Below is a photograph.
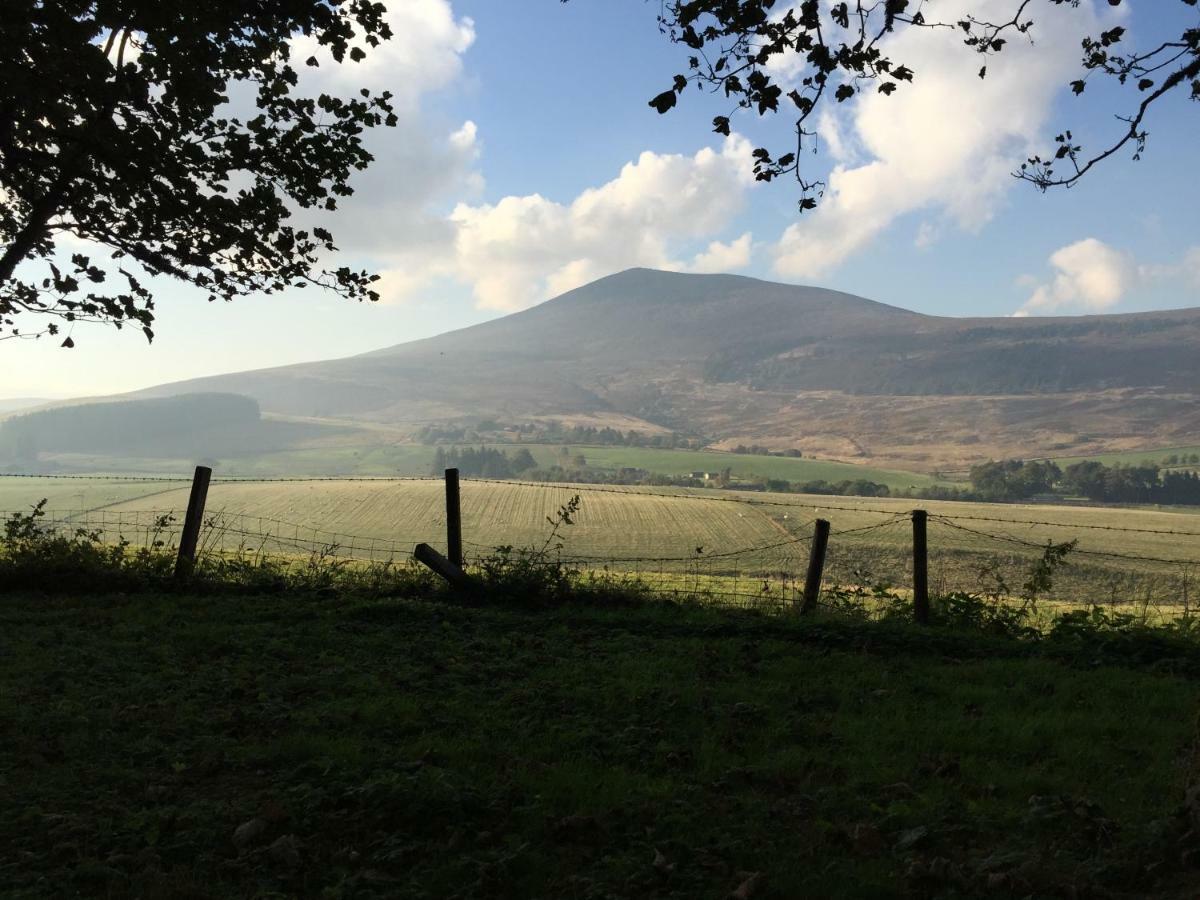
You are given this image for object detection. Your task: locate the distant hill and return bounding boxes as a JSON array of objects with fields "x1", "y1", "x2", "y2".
[
  {"x1": 129, "y1": 269, "x2": 1200, "y2": 469},
  {"x1": 0, "y1": 398, "x2": 54, "y2": 416},
  {"x1": 0, "y1": 393, "x2": 347, "y2": 467}
]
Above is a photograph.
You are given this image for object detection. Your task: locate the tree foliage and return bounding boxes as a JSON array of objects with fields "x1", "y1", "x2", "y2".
[
  {"x1": 639, "y1": 0, "x2": 1199, "y2": 207},
  {"x1": 1, "y1": 1, "x2": 398, "y2": 343},
  {"x1": 431, "y1": 446, "x2": 540, "y2": 479},
  {"x1": 969, "y1": 456, "x2": 1200, "y2": 505}
]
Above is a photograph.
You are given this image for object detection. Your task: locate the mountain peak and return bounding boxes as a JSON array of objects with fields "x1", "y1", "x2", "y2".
[{"x1": 131, "y1": 269, "x2": 1200, "y2": 466}]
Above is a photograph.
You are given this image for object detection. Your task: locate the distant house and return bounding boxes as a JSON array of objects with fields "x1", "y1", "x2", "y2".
[{"x1": 690, "y1": 471, "x2": 710, "y2": 480}]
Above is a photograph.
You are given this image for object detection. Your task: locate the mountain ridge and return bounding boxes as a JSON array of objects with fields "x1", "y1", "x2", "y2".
[{"x1": 129, "y1": 268, "x2": 1200, "y2": 468}]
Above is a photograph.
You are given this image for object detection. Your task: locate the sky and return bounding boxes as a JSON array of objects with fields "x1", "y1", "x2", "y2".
[{"x1": 3, "y1": 0, "x2": 1199, "y2": 400}]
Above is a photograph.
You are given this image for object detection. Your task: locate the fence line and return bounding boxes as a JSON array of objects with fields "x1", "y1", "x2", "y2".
[
  {"x1": 8, "y1": 470, "x2": 1200, "y2": 536},
  {"x1": 4, "y1": 469, "x2": 1200, "y2": 613},
  {"x1": 932, "y1": 516, "x2": 1199, "y2": 567}
]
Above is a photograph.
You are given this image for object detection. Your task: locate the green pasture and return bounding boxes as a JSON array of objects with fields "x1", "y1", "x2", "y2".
[
  {"x1": 513, "y1": 443, "x2": 946, "y2": 489},
  {"x1": 2, "y1": 591, "x2": 1199, "y2": 898}
]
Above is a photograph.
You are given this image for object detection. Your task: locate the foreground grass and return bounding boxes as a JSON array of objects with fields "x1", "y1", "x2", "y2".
[{"x1": 3, "y1": 591, "x2": 1200, "y2": 899}]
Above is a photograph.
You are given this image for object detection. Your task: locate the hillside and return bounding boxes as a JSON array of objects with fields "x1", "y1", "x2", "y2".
[
  {"x1": 134, "y1": 269, "x2": 1200, "y2": 468},
  {"x1": 0, "y1": 393, "x2": 351, "y2": 468}
]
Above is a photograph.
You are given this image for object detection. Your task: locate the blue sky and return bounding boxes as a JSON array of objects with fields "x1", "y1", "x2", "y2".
[{"x1": 3, "y1": 0, "x2": 1198, "y2": 399}]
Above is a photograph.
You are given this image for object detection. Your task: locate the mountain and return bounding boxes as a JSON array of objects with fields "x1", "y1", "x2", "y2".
[
  {"x1": 135, "y1": 268, "x2": 1200, "y2": 469},
  {"x1": 0, "y1": 398, "x2": 55, "y2": 416}
]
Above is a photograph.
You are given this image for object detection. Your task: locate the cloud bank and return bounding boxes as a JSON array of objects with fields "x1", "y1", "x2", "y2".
[
  {"x1": 1015, "y1": 239, "x2": 1136, "y2": 316},
  {"x1": 772, "y1": 0, "x2": 1111, "y2": 280},
  {"x1": 446, "y1": 137, "x2": 756, "y2": 310},
  {"x1": 1015, "y1": 239, "x2": 1200, "y2": 316}
]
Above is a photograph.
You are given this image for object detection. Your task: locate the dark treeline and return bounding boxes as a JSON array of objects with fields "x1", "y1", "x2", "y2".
[
  {"x1": 1162, "y1": 452, "x2": 1200, "y2": 466},
  {"x1": 968, "y1": 458, "x2": 1200, "y2": 505},
  {"x1": 417, "y1": 421, "x2": 704, "y2": 450},
  {"x1": 431, "y1": 446, "x2": 538, "y2": 479},
  {"x1": 732, "y1": 444, "x2": 803, "y2": 458}
]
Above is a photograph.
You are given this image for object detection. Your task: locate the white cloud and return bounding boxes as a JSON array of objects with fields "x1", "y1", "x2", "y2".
[
  {"x1": 291, "y1": 0, "x2": 475, "y2": 112},
  {"x1": 283, "y1": 1, "x2": 482, "y2": 284},
  {"x1": 689, "y1": 233, "x2": 753, "y2": 272},
  {"x1": 773, "y1": 0, "x2": 1113, "y2": 279},
  {"x1": 914, "y1": 221, "x2": 941, "y2": 250},
  {"x1": 1182, "y1": 247, "x2": 1200, "y2": 288},
  {"x1": 1014, "y1": 238, "x2": 1137, "y2": 316},
  {"x1": 446, "y1": 136, "x2": 757, "y2": 310}
]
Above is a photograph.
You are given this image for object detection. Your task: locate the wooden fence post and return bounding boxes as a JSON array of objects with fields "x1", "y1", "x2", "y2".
[
  {"x1": 912, "y1": 509, "x2": 930, "y2": 624},
  {"x1": 444, "y1": 467, "x2": 462, "y2": 568},
  {"x1": 414, "y1": 543, "x2": 472, "y2": 590},
  {"x1": 800, "y1": 518, "x2": 830, "y2": 614},
  {"x1": 174, "y1": 465, "x2": 212, "y2": 578}
]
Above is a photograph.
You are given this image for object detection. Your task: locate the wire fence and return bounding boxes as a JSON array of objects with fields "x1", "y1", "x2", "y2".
[{"x1": 3, "y1": 471, "x2": 1199, "y2": 614}]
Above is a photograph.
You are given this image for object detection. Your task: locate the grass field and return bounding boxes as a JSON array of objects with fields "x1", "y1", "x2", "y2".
[
  {"x1": 1050, "y1": 445, "x2": 1200, "y2": 469},
  {"x1": 3, "y1": 590, "x2": 1199, "y2": 898},
  {"x1": 4, "y1": 475, "x2": 1200, "y2": 608},
  {"x1": 512, "y1": 444, "x2": 948, "y2": 490},
  {"x1": 8, "y1": 440, "x2": 950, "y2": 488}
]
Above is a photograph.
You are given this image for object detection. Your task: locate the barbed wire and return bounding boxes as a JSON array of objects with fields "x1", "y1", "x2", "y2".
[
  {"x1": 832, "y1": 513, "x2": 911, "y2": 536},
  {"x1": 6, "y1": 471, "x2": 1200, "y2": 538},
  {"x1": 0, "y1": 472, "x2": 441, "y2": 485},
  {"x1": 5, "y1": 475, "x2": 1200, "y2": 599},
  {"x1": 0, "y1": 508, "x2": 421, "y2": 558},
  {"x1": 932, "y1": 516, "x2": 1199, "y2": 567},
  {"x1": 930, "y1": 510, "x2": 1200, "y2": 539},
  {"x1": 0, "y1": 472, "x2": 193, "y2": 482},
  {"x1": 555, "y1": 520, "x2": 818, "y2": 564}
]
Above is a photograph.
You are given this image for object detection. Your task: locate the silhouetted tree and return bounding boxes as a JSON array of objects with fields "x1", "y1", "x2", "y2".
[
  {"x1": 633, "y1": 0, "x2": 1198, "y2": 208},
  {"x1": 2, "y1": 2, "x2": 397, "y2": 342}
]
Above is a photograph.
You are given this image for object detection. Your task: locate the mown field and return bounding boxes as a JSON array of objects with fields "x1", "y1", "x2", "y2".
[
  {"x1": 3, "y1": 590, "x2": 1200, "y2": 899},
  {"x1": 4, "y1": 475, "x2": 1200, "y2": 608},
  {"x1": 7, "y1": 439, "x2": 950, "y2": 488}
]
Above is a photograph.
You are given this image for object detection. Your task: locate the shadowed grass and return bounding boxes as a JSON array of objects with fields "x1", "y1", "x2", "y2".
[{"x1": 2, "y1": 589, "x2": 1200, "y2": 899}]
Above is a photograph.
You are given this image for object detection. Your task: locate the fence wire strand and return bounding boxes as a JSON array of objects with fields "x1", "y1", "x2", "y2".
[{"x1": 4, "y1": 471, "x2": 1200, "y2": 612}]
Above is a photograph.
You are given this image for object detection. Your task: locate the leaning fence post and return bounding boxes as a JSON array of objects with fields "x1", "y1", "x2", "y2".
[
  {"x1": 444, "y1": 467, "x2": 462, "y2": 568},
  {"x1": 174, "y1": 465, "x2": 212, "y2": 578},
  {"x1": 800, "y1": 518, "x2": 831, "y2": 614},
  {"x1": 912, "y1": 509, "x2": 930, "y2": 624},
  {"x1": 414, "y1": 543, "x2": 472, "y2": 590}
]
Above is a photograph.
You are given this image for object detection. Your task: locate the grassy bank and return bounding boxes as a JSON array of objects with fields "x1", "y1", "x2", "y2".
[{"x1": 3, "y1": 586, "x2": 1200, "y2": 898}]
